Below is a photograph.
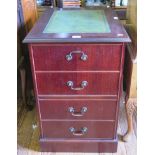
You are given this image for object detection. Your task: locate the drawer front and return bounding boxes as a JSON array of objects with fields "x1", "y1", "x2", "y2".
[
  {"x1": 31, "y1": 44, "x2": 122, "y2": 71},
  {"x1": 41, "y1": 121, "x2": 115, "y2": 139},
  {"x1": 39, "y1": 100, "x2": 117, "y2": 120},
  {"x1": 36, "y1": 72, "x2": 119, "y2": 95}
]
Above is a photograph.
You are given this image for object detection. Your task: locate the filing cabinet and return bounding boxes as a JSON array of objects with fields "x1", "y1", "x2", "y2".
[{"x1": 24, "y1": 8, "x2": 130, "y2": 152}]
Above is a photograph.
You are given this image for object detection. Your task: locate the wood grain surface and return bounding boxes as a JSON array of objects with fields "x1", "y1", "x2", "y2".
[
  {"x1": 41, "y1": 121, "x2": 115, "y2": 139},
  {"x1": 35, "y1": 72, "x2": 120, "y2": 96},
  {"x1": 39, "y1": 100, "x2": 117, "y2": 120},
  {"x1": 31, "y1": 44, "x2": 122, "y2": 71}
]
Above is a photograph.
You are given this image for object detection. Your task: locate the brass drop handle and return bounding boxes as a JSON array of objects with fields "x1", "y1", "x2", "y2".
[
  {"x1": 69, "y1": 127, "x2": 88, "y2": 136},
  {"x1": 68, "y1": 107, "x2": 87, "y2": 117},
  {"x1": 67, "y1": 81, "x2": 88, "y2": 90},
  {"x1": 66, "y1": 51, "x2": 88, "y2": 61}
]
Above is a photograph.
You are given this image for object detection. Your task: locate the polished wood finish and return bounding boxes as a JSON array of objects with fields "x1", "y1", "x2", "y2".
[
  {"x1": 24, "y1": 8, "x2": 130, "y2": 152},
  {"x1": 39, "y1": 100, "x2": 117, "y2": 120},
  {"x1": 40, "y1": 138, "x2": 118, "y2": 152},
  {"x1": 36, "y1": 72, "x2": 119, "y2": 95},
  {"x1": 23, "y1": 8, "x2": 130, "y2": 43},
  {"x1": 31, "y1": 44, "x2": 122, "y2": 71},
  {"x1": 38, "y1": 95, "x2": 118, "y2": 100},
  {"x1": 41, "y1": 121, "x2": 115, "y2": 138},
  {"x1": 27, "y1": 41, "x2": 125, "y2": 152}
]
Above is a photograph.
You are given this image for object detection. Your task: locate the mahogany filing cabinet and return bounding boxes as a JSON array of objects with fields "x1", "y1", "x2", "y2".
[{"x1": 24, "y1": 8, "x2": 130, "y2": 153}]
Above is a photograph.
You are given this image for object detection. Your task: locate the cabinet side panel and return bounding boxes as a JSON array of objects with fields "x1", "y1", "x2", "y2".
[
  {"x1": 28, "y1": 44, "x2": 43, "y2": 136},
  {"x1": 114, "y1": 43, "x2": 126, "y2": 138}
]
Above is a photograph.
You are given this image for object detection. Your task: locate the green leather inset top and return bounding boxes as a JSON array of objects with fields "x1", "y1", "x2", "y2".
[{"x1": 43, "y1": 10, "x2": 111, "y2": 33}]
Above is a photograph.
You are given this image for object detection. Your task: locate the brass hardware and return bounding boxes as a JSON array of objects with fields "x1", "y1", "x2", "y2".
[
  {"x1": 67, "y1": 81, "x2": 74, "y2": 87},
  {"x1": 68, "y1": 107, "x2": 87, "y2": 116},
  {"x1": 67, "y1": 81, "x2": 88, "y2": 90},
  {"x1": 69, "y1": 127, "x2": 88, "y2": 136},
  {"x1": 66, "y1": 51, "x2": 88, "y2": 61}
]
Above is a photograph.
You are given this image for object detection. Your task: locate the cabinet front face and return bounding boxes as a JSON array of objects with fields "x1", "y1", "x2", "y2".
[
  {"x1": 31, "y1": 44, "x2": 122, "y2": 71},
  {"x1": 28, "y1": 42, "x2": 124, "y2": 153}
]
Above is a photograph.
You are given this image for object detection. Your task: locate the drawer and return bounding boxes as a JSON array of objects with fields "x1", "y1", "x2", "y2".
[
  {"x1": 36, "y1": 72, "x2": 119, "y2": 95},
  {"x1": 41, "y1": 121, "x2": 115, "y2": 139},
  {"x1": 31, "y1": 44, "x2": 122, "y2": 71},
  {"x1": 39, "y1": 100, "x2": 117, "y2": 120}
]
